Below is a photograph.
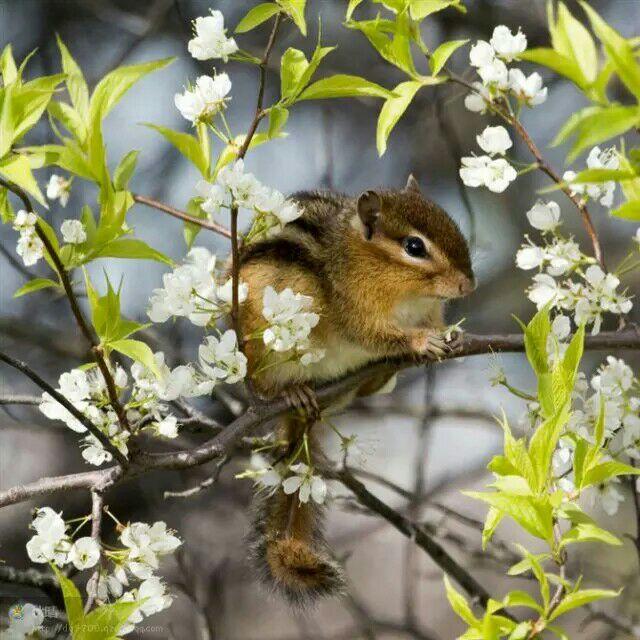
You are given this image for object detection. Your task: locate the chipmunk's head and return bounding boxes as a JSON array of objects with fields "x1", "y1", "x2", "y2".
[{"x1": 355, "y1": 175, "x2": 475, "y2": 299}]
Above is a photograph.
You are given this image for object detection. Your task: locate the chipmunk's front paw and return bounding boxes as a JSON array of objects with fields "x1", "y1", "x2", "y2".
[
  {"x1": 410, "y1": 330, "x2": 451, "y2": 360},
  {"x1": 282, "y1": 384, "x2": 321, "y2": 423}
]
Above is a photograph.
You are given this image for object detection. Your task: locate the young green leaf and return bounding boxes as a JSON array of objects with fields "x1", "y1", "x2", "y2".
[
  {"x1": 89, "y1": 57, "x2": 174, "y2": 124},
  {"x1": 549, "y1": 588, "x2": 620, "y2": 621},
  {"x1": 109, "y1": 339, "x2": 160, "y2": 378},
  {"x1": 13, "y1": 277, "x2": 61, "y2": 298},
  {"x1": 443, "y1": 575, "x2": 480, "y2": 626},
  {"x1": 56, "y1": 36, "x2": 90, "y2": 120},
  {"x1": 550, "y1": 106, "x2": 603, "y2": 148},
  {"x1": 80, "y1": 599, "x2": 143, "y2": 640},
  {"x1": 236, "y1": 3, "x2": 281, "y2": 33},
  {"x1": 276, "y1": 0, "x2": 307, "y2": 35},
  {"x1": 523, "y1": 305, "x2": 551, "y2": 378},
  {"x1": 409, "y1": 0, "x2": 466, "y2": 20},
  {"x1": 298, "y1": 74, "x2": 392, "y2": 101},
  {"x1": 560, "y1": 523, "x2": 622, "y2": 548},
  {"x1": 0, "y1": 153, "x2": 47, "y2": 207},
  {"x1": 0, "y1": 44, "x2": 18, "y2": 85},
  {"x1": 502, "y1": 591, "x2": 543, "y2": 613},
  {"x1": 611, "y1": 199, "x2": 640, "y2": 220},
  {"x1": 519, "y1": 48, "x2": 584, "y2": 89},
  {"x1": 582, "y1": 460, "x2": 640, "y2": 488},
  {"x1": 556, "y1": 3, "x2": 597, "y2": 84},
  {"x1": 579, "y1": 1, "x2": 640, "y2": 100},
  {"x1": 113, "y1": 150, "x2": 139, "y2": 191},
  {"x1": 377, "y1": 80, "x2": 422, "y2": 156},
  {"x1": 145, "y1": 124, "x2": 209, "y2": 177},
  {"x1": 51, "y1": 564, "x2": 85, "y2": 637},
  {"x1": 482, "y1": 507, "x2": 503, "y2": 550},
  {"x1": 268, "y1": 106, "x2": 289, "y2": 138},
  {"x1": 94, "y1": 238, "x2": 173, "y2": 266},
  {"x1": 429, "y1": 39, "x2": 469, "y2": 75},
  {"x1": 346, "y1": 0, "x2": 365, "y2": 20}
]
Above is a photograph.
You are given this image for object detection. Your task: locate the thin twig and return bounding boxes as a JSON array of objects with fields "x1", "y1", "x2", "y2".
[
  {"x1": 84, "y1": 490, "x2": 104, "y2": 612},
  {"x1": 132, "y1": 193, "x2": 231, "y2": 239}
]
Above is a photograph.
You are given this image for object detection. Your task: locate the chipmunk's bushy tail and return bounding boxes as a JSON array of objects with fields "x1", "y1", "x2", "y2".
[{"x1": 247, "y1": 415, "x2": 345, "y2": 606}]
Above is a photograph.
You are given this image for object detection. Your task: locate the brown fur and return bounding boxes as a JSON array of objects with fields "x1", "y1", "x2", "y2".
[{"x1": 240, "y1": 180, "x2": 475, "y2": 604}]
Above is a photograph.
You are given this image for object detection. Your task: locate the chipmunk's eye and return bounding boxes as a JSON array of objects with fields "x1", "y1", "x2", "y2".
[{"x1": 402, "y1": 236, "x2": 428, "y2": 258}]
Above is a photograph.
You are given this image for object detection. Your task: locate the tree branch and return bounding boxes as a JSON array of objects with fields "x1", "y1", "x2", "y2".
[{"x1": 132, "y1": 193, "x2": 232, "y2": 239}]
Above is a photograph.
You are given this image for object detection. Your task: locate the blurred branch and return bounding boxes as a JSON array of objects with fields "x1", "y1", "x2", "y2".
[
  {"x1": 0, "y1": 394, "x2": 41, "y2": 405},
  {"x1": 84, "y1": 490, "x2": 104, "y2": 612}
]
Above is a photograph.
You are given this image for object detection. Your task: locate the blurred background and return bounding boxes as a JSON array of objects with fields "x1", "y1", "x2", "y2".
[{"x1": 1, "y1": 0, "x2": 640, "y2": 638}]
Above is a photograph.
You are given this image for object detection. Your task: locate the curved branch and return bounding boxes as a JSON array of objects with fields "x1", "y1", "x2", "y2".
[{"x1": 2, "y1": 328, "x2": 639, "y2": 509}]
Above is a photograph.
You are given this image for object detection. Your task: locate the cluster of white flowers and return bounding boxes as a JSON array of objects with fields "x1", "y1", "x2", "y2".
[
  {"x1": 261, "y1": 286, "x2": 325, "y2": 365},
  {"x1": 12, "y1": 209, "x2": 44, "y2": 266},
  {"x1": 196, "y1": 159, "x2": 303, "y2": 239},
  {"x1": 187, "y1": 9, "x2": 238, "y2": 62},
  {"x1": 460, "y1": 125, "x2": 517, "y2": 193},
  {"x1": 39, "y1": 365, "x2": 130, "y2": 465},
  {"x1": 148, "y1": 246, "x2": 245, "y2": 327},
  {"x1": 516, "y1": 200, "x2": 631, "y2": 334},
  {"x1": 552, "y1": 357, "x2": 640, "y2": 515},
  {"x1": 466, "y1": 25, "x2": 547, "y2": 113},
  {"x1": 563, "y1": 146, "x2": 619, "y2": 208},
  {"x1": 4, "y1": 603, "x2": 44, "y2": 640},
  {"x1": 175, "y1": 73, "x2": 232, "y2": 124},
  {"x1": 199, "y1": 329, "x2": 248, "y2": 384},
  {"x1": 244, "y1": 454, "x2": 328, "y2": 504},
  {"x1": 26, "y1": 507, "x2": 100, "y2": 569},
  {"x1": 46, "y1": 174, "x2": 71, "y2": 207}
]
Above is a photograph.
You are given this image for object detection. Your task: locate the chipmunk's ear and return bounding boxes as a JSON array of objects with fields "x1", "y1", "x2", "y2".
[
  {"x1": 357, "y1": 190, "x2": 381, "y2": 240},
  {"x1": 404, "y1": 174, "x2": 421, "y2": 194}
]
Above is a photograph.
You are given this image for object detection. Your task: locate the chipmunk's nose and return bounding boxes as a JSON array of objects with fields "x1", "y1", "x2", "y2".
[{"x1": 458, "y1": 277, "x2": 476, "y2": 296}]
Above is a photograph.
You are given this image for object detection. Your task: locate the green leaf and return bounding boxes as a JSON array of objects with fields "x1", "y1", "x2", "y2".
[
  {"x1": 48, "y1": 100, "x2": 86, "y2": 143},
  {"x1": 482, "y1": 507, "x2": 503, "y2": 550},
  {"x1": 502, "y1": 591, "x2": 543, "y2": 614},
  {"x1": 465, "y1": 491, "x2": 554, "y2": 543},
  {"x1": 556, "y1": 3, "x2": 598, "y2": 84},
  {"x1": 213, "y1": 132, "x2": 278, "y2": 175},
  {"x1": 549, "y1": 588, "x2": 620, "y2": 621},
  {"x1": 560, "y1": 523, "x2": 622, "y2": 547},
  {"x1": 89, "y1": 57, "x2": 174, "y2": 124},
  {"x1": 145, "y1": 124, "x2": 208, "y2": 177},
  {"x1": 519, "y1": 48, "x2": 584, "y2": 88},
  {"x1": 0, "y1": 186, "x2": 14, "y2": 223},
  {"x1": 268, "y1": 106, "x2": 289, "y2": 138},
  {"x1": 80, "y1": 600, "x2": 142, "y2": 640},
  {"x1": 94, "y1": 238, "x2": 173, "y2": 265},
  {"x1": 513, "y1": 545, "x2": 550, "y2": 609},
  {"x1": 236, "y1": 2, "x2": 281, "y2": 33},
  {"x1": 443, "y1": 575, "x2": 479, "y2": 626},
  {"x1": 109, "y1": 339, "x2": 160, "y2": 378},
  {"x1": 567, "y1": 105, "x2": 640, "y2": 162},
  {"x1": 14, "y1": 277, "x2": 60, "y2": 298},
  {"x1": 56, "y1": 36, "x2": 89, "y2": 120},
  {"x1": 409, "y1": 0, "x2": 466, "y2": 20},
  {"x1": 280, "y1": 48, "x2": 310, "y2": 100},
  {"x1": 183, "y1": 197, "x2": 206, "y2": 248},
  {"x1": 528, "y1": 405, "x2": 570, "y2": 493},
  {"x1": 551, "y1": 106, "x2": 603, "y2": 148},
  {"x1": 612, "y1": 199, "x2": 640, "y2": 220},
  {"x1": 508, "y1": 622, "x2": 533, "y2": 640},
  {"x1": 580, "y1": 2, "x2": 640, "y2": 100},
  {"x1": 377, "y1": 80, "x2": 422, "y2": 156},
  {"x1": 523, "y1": 305, "x2": 551, "y2": 377},
  {"x1": 571, "y1": 168, "x2": 636, "y2": 184},
  {"x1": 277, "y1": 0, "x2": 307, "y2": 35},
  {"x1": 113, "y1": 150, "x2": 139, "y2": 191},
  {"x1": 346, "y1": 0, "x2": 365, "y2": 20},
  {"x1": 51, "y1": 564, "x2": 85, "y2": 637},
  {"x1": 582, "y1": 460, "x2": 640, "y2": 487},
  {"x1": 0, "y1": 154, "x2": 47, "y2": 206},
  {"x1": 298, "y1": 74, "x2": 392, "y2": 101},
  {"x1": 430, "y1": 39, "x2": 469, "y2": 75},
  {"x1": 0, "y1": 44, "x2": 18, "y2": 85}
]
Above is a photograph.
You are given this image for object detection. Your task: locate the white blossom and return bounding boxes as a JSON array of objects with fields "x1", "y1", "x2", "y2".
[
  {"x1": 175, "y1": 74, "x2": 232, "y2": 124},
  {"x1": 61, "y1": 219, "x2": 87, "y2": 244},
  {"x1": 464, "y1": 82, "x2": 491, "y2": 113},
  {"x1": 12, "y1": 209, "x2": 37, "y2": 232},
  {"x1": 155, "y1": 415, "x2": 180, "y2": 439},
  {"x1": 508, "y1": 68, "x2": 547, "y2": 106},
  {"x1": 199, "y1": 330, "x2": 248, "y2": 384},
  {"x1": 477, "y1": 58, "x2": 509, "y2": 89},
  {"x1": 526, "y1": 200, "x2": 561, "y2": 231},
  {"x1": 460, "y1": 155, "x2": 517, "y2": 193},
  {"x1": 563, "y1": 146, "x2": 619, "y2": 208},
  {"x1": 187, "y1": 10, "x2": 238, "y2": 61},
  {"x1": 552, "y1": 314, "x2": 571, "y2": 340},
  {"x1": 262, "y1": 286, "x2": 320, "y2": 353},
  {"x1": 218, "y1": 160, "x2": 264, "y2": 209},
  {"x1": 26, "y1": 507, "x2": 70, "y2": 566},
  {"x1": 469, "y1": 40, "x2": 494, "y2": 68},
  {"x1": 282, "y1": 463, "x2": 327, "y2": 504},
  {"x1": 490, "y1": 25, "x2": 527, "y2": 61},
  {"x1": 528, "y1": 273, "x2": 561, "y2": 308},
  {"x1": 196, "y1": 180, "x2": 226, "y2": 216},
  {"x1": 516, "y1": 245, "x2": 544, "y2": 270},
  {"x1": 6, "y1": 603, "x2": 44, "y2": 636},
  {"x1": 68, "y1": 537, "x2": 101, "y2": 570},
  {"x1": 16, "y1": 231, "x2": 44, "y2": 266},
  {"x1": 590, "y1": 481, "x2": 625, "y2": 516},
  {"x1": 46, "y1": 174, "x2": 71, "y2": 206},
  {"x1": 476, "y1": 125, "x2": 512, "y2": 156}
]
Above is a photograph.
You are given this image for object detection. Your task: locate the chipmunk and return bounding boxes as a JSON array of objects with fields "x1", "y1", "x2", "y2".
[{"x1": 238, "y1": 175, "x2": 475, "y2": 605}]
